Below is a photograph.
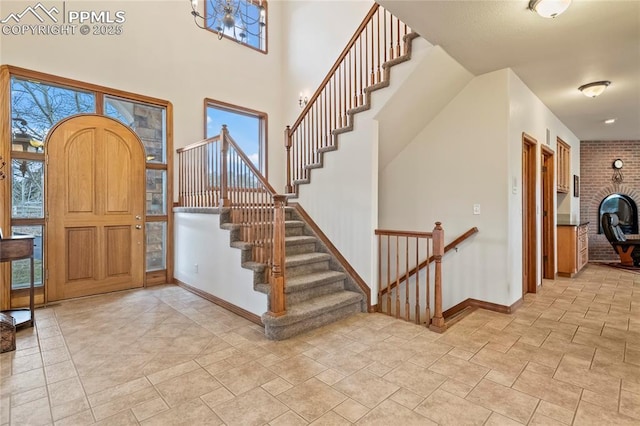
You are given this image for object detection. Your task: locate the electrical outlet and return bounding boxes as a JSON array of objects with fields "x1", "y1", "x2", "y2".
[
  {"x1": 194, "y1": 264, "x2": 199, "y2": 273},
  {"x1": 473, "y1": 204, "x2": 481, "y2": 215}
]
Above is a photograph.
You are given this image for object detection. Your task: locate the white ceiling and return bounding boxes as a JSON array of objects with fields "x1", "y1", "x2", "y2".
[{"x1": 378, "y1": 0, "x2": 640, "y2": 141}]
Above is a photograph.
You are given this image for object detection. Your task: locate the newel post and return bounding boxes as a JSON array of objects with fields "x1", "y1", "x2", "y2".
[
  {"x1": 268, "y1": 194, "x2": 287, "y2": 317},
  {"x1": 429, "y1": 222, "x2": 447, "y2": 333},
  {"x1": 284, "y1": 126, "x2": 293, "y2": 194},
  {"x1": 219, "y1": 125, "x2": 230, "y2": 208}
]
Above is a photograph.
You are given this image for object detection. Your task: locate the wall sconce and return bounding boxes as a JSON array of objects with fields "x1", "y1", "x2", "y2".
[
  {"x1": 578, "y1": 81, "x2": 611, "y2": 98},
  {"x1": 528, "y1": 0, "x2": 571, "y2": 18},
  {"x1": 298, "y1": 93, "x2": 309, "y2": 108}
]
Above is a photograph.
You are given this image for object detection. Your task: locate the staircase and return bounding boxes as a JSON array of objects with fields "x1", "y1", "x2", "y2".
[
  {"x1": 176, "y1": 4, "x2": 423, "y2": 339},
  {"x1": 221, "y1": 206, "x2": 365, "y2": 340}
]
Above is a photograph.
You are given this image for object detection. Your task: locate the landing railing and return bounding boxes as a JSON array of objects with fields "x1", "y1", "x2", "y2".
[
  {"x1": 284, "y1": 3, "x2": 413, "y2": 193},
  {"x1": 375, "y1": 223, "x2": 446, "y2": 332},
  {"x1": 176, "y1": 125, "x2": 287, "y2": 316}
]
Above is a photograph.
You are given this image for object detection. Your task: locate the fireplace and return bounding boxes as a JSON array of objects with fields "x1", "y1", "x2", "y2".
[{"x1": 599, "y1": 193, "x2": 638, "y2": 234}]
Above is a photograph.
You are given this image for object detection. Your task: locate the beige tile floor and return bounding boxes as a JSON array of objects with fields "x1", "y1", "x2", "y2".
[{"x1": 1, "y1": 263, "x2": 639, "y2": 425}]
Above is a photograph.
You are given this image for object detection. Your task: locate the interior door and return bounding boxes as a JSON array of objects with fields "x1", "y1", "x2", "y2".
[
  {"x1": 541, "y1": 146, "x2": 555, "y2": 279},
  {"x1": 46, "y1": 115, "x2": 145, "y2": 301},
  {"x1": 522, "y1": 134, "x2": 537, "y2": 295}
]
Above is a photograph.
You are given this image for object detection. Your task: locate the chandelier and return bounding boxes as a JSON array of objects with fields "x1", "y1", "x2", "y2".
[{"x1": 190, "y1": 0, "x2": 266, "y2": 42}]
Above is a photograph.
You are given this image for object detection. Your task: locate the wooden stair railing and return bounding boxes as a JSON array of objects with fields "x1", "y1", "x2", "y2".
[
  {"x1": 176, "y1": 125, "x2": 287, "y2": 316},
  {"x1": 379, "y1": 227, "x2": 479, "y2": 297},
  {"x1": 375, "y1": 223, "x2": 446, "y2": 332},
  {"x1": 284, "y1": 3, "x2": 414, "y2": 194}
]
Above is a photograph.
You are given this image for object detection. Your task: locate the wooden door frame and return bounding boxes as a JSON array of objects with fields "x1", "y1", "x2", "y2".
[
  {"x1": 45, "y1": 114, "x2": 147, "y2": 301},
  {"x1": 1, "y1": 66, "x2": 174, "y2": 310},
  {"x1": 541, "y1": 145, "x2": 555, "y2": 280},
  {"x1": 522, "y1": 133, "x2": 537, "y2": 295}
]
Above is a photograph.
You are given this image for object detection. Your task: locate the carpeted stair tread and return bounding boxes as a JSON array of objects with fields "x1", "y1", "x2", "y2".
[
  {"x1": 265, "y1": 291, "x2": 363, "y2": 326},
  {"x1": 285, "y1": 235, "x2": 317, "y2": 246},
  {"x1": 285, "y1": 270, "x2": 346, "y2": 294},
  {"x1": 285, "y1": 252, "x2": 331, "y2": 267}
]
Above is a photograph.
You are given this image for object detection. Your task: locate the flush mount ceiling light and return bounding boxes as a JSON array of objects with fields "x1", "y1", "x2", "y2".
[
  {"x1": 604, "y1": 118, "x2": 616, "y2": 124},
  {"x1": 528, "y1": 0, "x2": 572, "y2": 18},
  {"x1": 578, "y1": 81, "x2": 611, "y2": 98}
]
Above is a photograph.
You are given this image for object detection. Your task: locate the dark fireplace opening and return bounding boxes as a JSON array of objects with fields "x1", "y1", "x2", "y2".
[{"x1": 599, "y1": 194, "x2": 638, "y2": 234}]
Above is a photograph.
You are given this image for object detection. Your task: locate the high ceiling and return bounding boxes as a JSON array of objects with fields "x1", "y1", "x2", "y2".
[{"x1": 378, "y1": 0, "x2": 640, "y2": 141}]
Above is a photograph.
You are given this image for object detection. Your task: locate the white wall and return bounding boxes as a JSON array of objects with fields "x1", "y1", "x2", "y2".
[
  {"x1": 280, "y1": 0, "x2": 374, "y2": 126},
  {"x1": 380, "y1": 69, "x2": 511, "y2": 307},
  {"x1": 380, "y1": 67, "x2": 581, "y2": 310},
  {"x1": 174, "y1": 212, "x2": 267, "y2": 315},
  {"x1": 295, "y1": 37, "x2": 432, "y2": 303},
  {"x1": 0, "y1": 0, "x2": 286, "y2": 192},
  {"x1": 507, "y1": 69, "x2": 580, "y2": 297}
]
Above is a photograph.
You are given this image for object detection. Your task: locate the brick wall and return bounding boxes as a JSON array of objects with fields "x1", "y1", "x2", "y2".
[{"x1": 580, "y1": 140, "x2": 640, "y2": 262}]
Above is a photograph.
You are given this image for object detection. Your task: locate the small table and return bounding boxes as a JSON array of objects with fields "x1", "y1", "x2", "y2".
[{"x1": 0, "y1": 235, "x2": 35, "y2": 328}]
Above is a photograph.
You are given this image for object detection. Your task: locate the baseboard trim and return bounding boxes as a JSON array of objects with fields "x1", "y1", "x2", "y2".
[
  {"x1": 175, "y1": 279, "x2": 263, "y2": 326},
  {"x1": 443, "y1": 297, "x2": 523, "y2": 319}
]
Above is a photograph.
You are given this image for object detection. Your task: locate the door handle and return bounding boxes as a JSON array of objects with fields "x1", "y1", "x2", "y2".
[
  {"x1": 135, "y1": 215, "x2": 142, "y2": 220},
  {"x1": 135, "y1": 225, "x2": 142, "y2": 230}
]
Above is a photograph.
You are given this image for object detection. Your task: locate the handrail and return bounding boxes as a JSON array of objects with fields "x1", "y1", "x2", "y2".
[
  {"x1": 376, "y1": 222, "x2": 445, "y2": 331},
  {"x1": 375, "y1": 229, "x2": 433, "y2": 238},
  {"x1": 290, "y1": 3, "x2": 380, "y2": 133},
  {"x1": 225, "y1": 132, "x2": 278, "y2": 196},
  {"x1": 284, "y1": 4, "x2": 412, "y2": 194},
  {"x1": 379, "y1": 227, "x2": 479, "y2": 296},
  {"x1": 176, "y1": 135, "x2": 220, "y2": 153}
]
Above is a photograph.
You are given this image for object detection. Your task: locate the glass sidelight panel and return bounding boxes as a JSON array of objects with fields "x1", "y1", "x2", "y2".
[
  {"x1": 146, "y1": 170, "x2": 167, "y2": 216},
  {"x1": 105, "y1": 96, "x2": 167, "y2": 164},
  {"x1": 146, "y1": 222, "x2": 166, "y2": 271},
  {"x1": 11, "y1": 226, "x2": 44, "y2": 289},
  {"x1": 11, "y1": 159, "x2": 44, "y2": 219}
]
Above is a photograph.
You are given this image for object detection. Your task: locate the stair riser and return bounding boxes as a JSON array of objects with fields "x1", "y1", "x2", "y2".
[
  {"x1": 286, "y1": 260, "x2": 330, "y2": 277},
  {"x1": 286, "y1": 225, "x2": 304, "y2": 237},
  {"x1": 264, "y1": 300, "x2": 362, "y2": 340},
  {"x1": 287, "y1": 281, "x2": 345, "y2": 304},
  {"x1": 285, "y1": 242, "x2": 316, "y2": 256}
]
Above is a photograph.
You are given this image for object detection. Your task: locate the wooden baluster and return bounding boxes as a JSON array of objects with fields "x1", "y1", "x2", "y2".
[
  {"x1": 405, "y1": 236, "x2": 410, "y2": 322},
  {"x1": 415, "y1": 237, "x2": 420, "y2": 324},
  {"x1": 395, "y1": 17, "x2": 401, "y2": 58},
  {"x1": 359, "y1": 33, "x2": 364, "y2": 105},
  {"x1": 369, "y1": 20, "x2": 375, "y2": 85},
  {"x1": 376, "y1": 10, "x2": 381, "y2": 83},
  {"x1": 395, "y1": 236, "x2": 400, "y2": 318},
  {"x1": 377, "y1": 234, "x2": 382, "y2": 312},
  {"x1": 269, "y1": 195, "x2": 287, "y2": 317},
  {"x1": 214, "y1": 140, "x2": 220, "y2": 206},
  {"x1": 220, "y1": 126, "x2": 230, "y2": 207},
  {"x1": 386, "y1": 235, "x2": 391, "y2": 316},
  {"x1": 429, "y1": 222, "x2": 446, "y2": 332},
  {"x1": 285, "y1": 126, "x2": 292, "y2": 193},
  {"x1": 425, "y1": 236, "x2": 431, "y2": 325},
  {"x1": 389, "y1": 10, "x2": 394, "y2": 60}
]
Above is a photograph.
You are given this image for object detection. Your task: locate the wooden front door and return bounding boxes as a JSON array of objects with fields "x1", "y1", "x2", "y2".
[
  {"x1": 541, "y1": 146, "x2": 555, "y2": 280},
  {"x1": 46, "y1": 115, "x2": 145, "y2": 301}
]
